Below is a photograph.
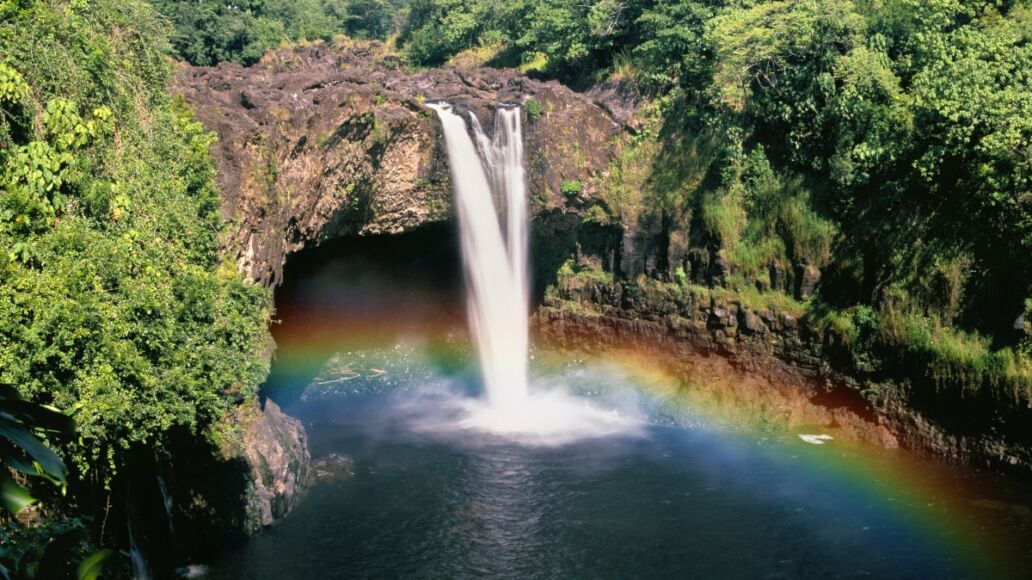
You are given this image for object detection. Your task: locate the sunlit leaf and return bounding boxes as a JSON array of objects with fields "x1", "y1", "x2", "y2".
[{"x1": 0, "y1": 474, "x2": 36, "y2": 514}]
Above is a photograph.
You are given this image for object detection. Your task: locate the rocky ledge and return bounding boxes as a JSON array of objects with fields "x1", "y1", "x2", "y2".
[
  {"x1": 174, "y1": 39, "x2": 619, "y2": 286},
  {"x1": 238, "y1": 399, "x2": 310, "y2": 532},
  {"x1": 538, "y1": 273, "x2": 1032, "y2": 473}
]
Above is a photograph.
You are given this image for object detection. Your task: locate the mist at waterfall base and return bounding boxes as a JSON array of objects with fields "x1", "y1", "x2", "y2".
[{"x1": 211, "y1": 105, "x2": 1032, "y2": 578}]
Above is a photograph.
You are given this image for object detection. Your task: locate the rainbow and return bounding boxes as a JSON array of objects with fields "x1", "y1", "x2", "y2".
[{"x1": 264, "y1": 297, "x2": 1031, "y2": 578}]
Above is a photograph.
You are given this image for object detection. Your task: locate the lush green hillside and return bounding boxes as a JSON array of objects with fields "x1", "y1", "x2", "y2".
[
  {"x1": 398, "y1": 0, "x2": 1032, "y2": 400},
  {"x1": 151, "y1": 0, "x2": 410, "y2": 65},
  {"x1": 0, "y1": 0, "x2": 270, "y2": 569}
]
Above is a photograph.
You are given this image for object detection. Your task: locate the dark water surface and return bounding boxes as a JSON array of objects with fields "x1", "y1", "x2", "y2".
[{"x1": 209, "y1": 354, "x2": 1032, "y2": 579}]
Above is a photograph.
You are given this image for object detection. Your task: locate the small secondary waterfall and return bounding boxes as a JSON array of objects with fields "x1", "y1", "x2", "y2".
[{"x1": 429, "y1": 103, "x2": 529, "y2": 410}]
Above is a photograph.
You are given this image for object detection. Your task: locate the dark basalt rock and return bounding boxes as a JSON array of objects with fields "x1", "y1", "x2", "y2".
[
  {"x1": 174, "y1": 40, "x2": 619, "y2": 287},
  {"x1": 797, "y1": 265, "x2": 822, "y2": 300},
  {"x1": 741, "y1": 310, "x2": 766, "y2": 335},
  {"x1": 241, "y1": 399, "x2": 309, "y2": 531}
]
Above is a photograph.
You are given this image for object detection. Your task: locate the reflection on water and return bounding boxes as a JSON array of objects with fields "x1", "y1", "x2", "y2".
[
  {"x1": 209, "y1": 345, "x2": 1032, "y2": 579},
  {"x1": 455, "y1": 447, "x2": 546, "y2": 576}
]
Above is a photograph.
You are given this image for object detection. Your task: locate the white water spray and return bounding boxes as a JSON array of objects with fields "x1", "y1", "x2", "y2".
[{"x1": 429, "y1": 103, "x2": 529, "y2": 410}]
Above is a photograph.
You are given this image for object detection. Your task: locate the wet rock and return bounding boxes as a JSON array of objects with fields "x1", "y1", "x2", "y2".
[
  {"x1": 312, "y1": 453, "x2": 355, "y2": 481},
  {"x1": 769, "y1": 261, "x2": 792, "y2": 294},
  {"x1": 618, "y1": 227, "x2": 645, "y2": 279},
  {"x1": 241, "y1": 399, "x2": 309, "y2": 531},
  {"x1": 666, "y1": 229, "x2": 689, "y2": 281},
  {"x1": 797, "y1": 265, "x2": 822, "y2": 300},
  {"x1": 741, "y1": 310, "x2": 766, "y2": 335},
  {"x1": 621, "y1": 284, "x2": 647, "y2": 313},
  {"x1": 712, "y1": 251, "x2": 730, "y2": 288},
  {"x1": 688, "y1": 248, "x2": 710, "y2": 285},
  {"x1": 871, "y1": 425, "x2": 899, "y2": 449}
]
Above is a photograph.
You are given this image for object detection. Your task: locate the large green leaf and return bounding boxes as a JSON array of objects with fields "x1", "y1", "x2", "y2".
[
  {"x1": 0, "y1": 474, "x2": 36, "y2": 514},
  {"x1": 77, "y1": 549, "x2": 113, "y2": 580},
  {"x1": 0, "y1": 419, "x2": 67, "y2": 484},
  {"x1": 0, "y1": 398, "x2": 75, "y2": 434},
  {"x1": 0, "y1": 440, "x2": 40, "y2": 477}
]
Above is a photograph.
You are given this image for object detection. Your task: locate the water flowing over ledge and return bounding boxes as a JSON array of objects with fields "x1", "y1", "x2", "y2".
[{"x1": 429, "y1": 102, "x2": 643, "y2": 443}]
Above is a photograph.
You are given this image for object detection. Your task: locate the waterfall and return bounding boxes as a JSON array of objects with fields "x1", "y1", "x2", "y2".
[
  {"x1": 127, "y1": 509, "x2": 150, "y2": 580},
  {"x1": 155, "y1": 472, "x2": 178, "y2": 550},
  {"x1": 428, "y1": 101, "x2": 638, "y2": 442},
  {"x1": 428, "y1": 103, "x2": 529, "y2": 410}
]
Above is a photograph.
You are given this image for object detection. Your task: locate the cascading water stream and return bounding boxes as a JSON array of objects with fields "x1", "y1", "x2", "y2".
[
  {"x1": 428, "y1": 103, "x2": 529, "y2": 411},
  {"x1": 429, "y1": 101, "x2": 639, "y2": 439}
]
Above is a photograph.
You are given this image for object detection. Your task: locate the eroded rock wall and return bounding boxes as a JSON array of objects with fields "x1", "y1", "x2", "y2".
[
  {"x1": 174, "y1": 40, "x2": 619, "y2": 285},
  {"x1": 538, "y1": 275, "x2": 1032, "y2": 472}
]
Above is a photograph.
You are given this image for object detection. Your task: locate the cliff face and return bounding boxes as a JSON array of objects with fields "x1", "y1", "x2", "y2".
[
  {"x1": 174, "y1": 40, "x2": 619, "y2": 285},
  {"x1": 159, "y1": 399, "x2": 309, "y2": 556},
  {"x1": 538, "y1": 273, "x2": 1032, "y2": 471}
]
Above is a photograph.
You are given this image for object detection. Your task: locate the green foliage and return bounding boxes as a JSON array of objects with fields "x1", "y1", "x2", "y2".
[
  {"x1": 1, "y1": 518, "x2": 111, "y2": 579},
  {"x1": 0, "y1": 62, "x2": 29, "y2": 105},
  {"x1": 399, "y1": 0, "x2": 493, "y2": 66},
  {"x1": 878, "y1": 308, "x2": 1032, "y2": 401},
  {"x1": 560, "y1": 179, "x2": 583, "y2": 197},
  {"x1": 556, "y1": 258, "x2": 576, "y2": 280},
  {"x1": 0, "y1": 384, "x2": 74, "y2": 515},
  {"x1": 1, "y1": 98, "x2": 113, "y2": 237},
  {"x1": 634, "y1": 1, "x2": 714, "y2": 89},
  {"x1": 524, "y1": 98, "x2": 544, "y2": 122},
  {"x1": 0, "y1": 385, "x2": 115, "y2": 578},
  {"x1": 399, "y1": 0, "x2": 647, "y2": 77},
  {"x1": 0, "y1": 0, "x2": 271, "y2": 482},
  {"x1": 152, "y1": 0, "x2": 409, "y2": 65},
  {"x1": 707, "y1": 0, "x2": 864, "y2": 111}
]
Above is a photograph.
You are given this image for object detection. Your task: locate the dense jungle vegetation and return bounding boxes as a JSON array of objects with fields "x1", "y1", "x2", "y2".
[
  {"x1": 0, "y1": 0, "x2": 269, "y2": 573},
  {"x1": 151, "y1": 0, "x2": 411, "y2": 65},
  {"x1": 2, "y1": 0, "x2": 1031, "y2": 574}
]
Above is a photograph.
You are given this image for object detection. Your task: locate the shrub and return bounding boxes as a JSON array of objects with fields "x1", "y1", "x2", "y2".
[
  {"x1": 560, "y1": 179, "x2": 583, "y2": 197},
  {"x1": 675, "y1": 266, "x2": 687, "y2": 287},
  {"x1": 525, "y1": 98, "x2": 544, "y2": 122},
  {"x1": 0, "y1": 0, "x2": 271, "y2": 481}
]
